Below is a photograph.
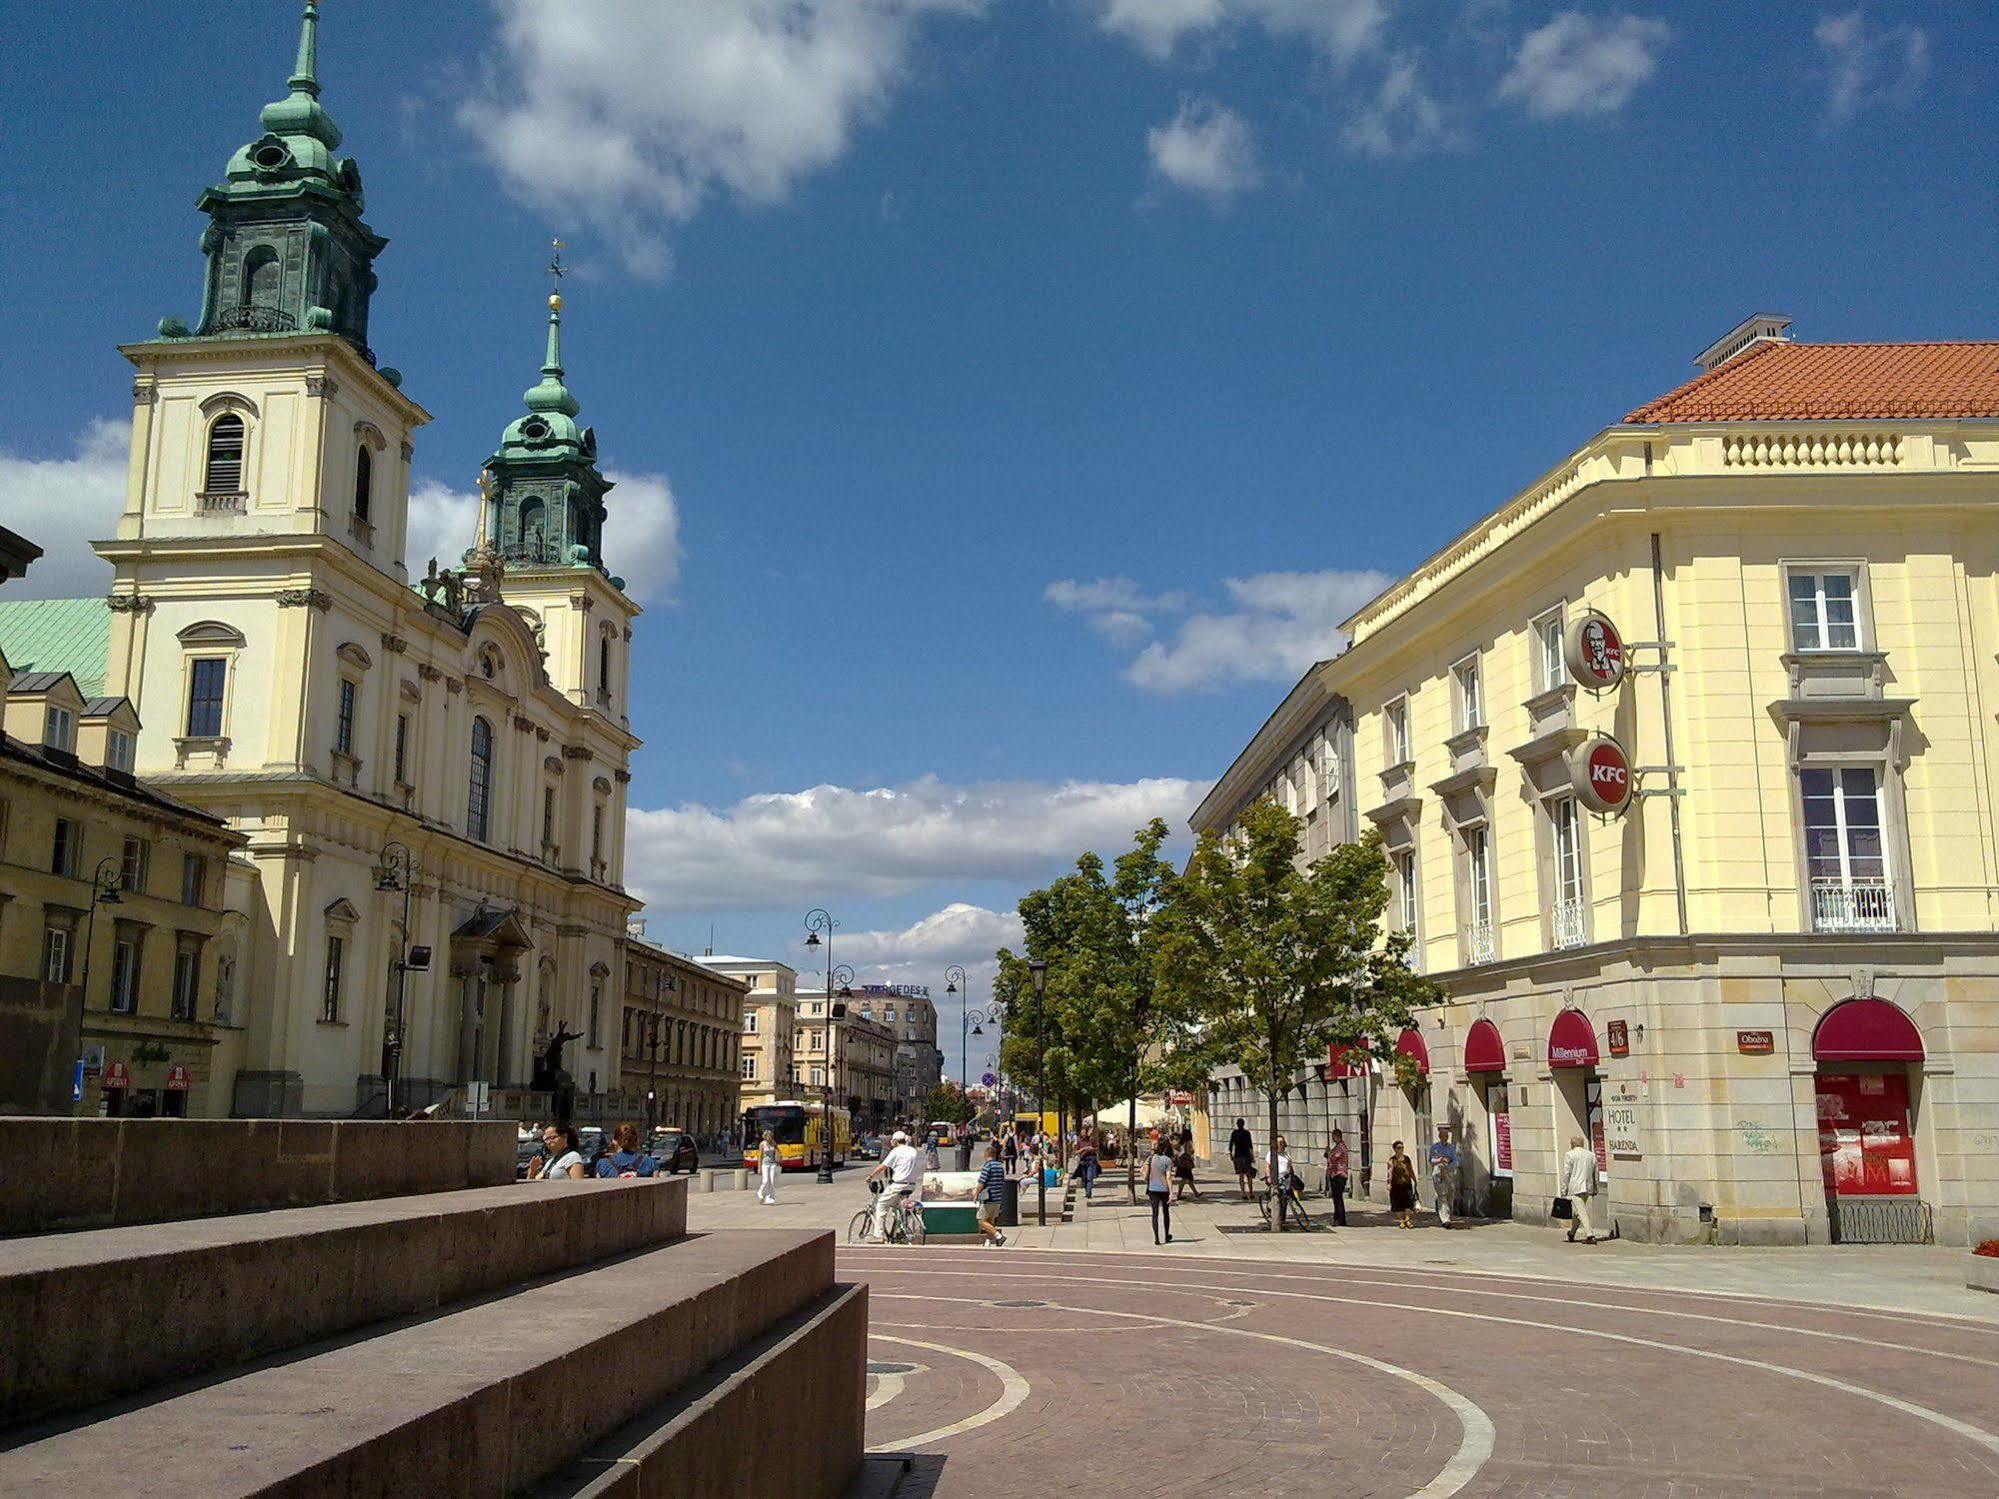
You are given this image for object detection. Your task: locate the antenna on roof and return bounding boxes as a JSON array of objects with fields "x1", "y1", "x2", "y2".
[{"x1": 706, "y1": 923, "x2": 715, "y2": 957}]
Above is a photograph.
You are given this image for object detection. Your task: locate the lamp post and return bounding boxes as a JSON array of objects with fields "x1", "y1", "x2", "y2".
[
  {"x1": 943, "y1": 965, "x2": 994, "y2": 1099},
  {"x1": 373, "y1": 842, "x2": 417, "y2": 1117},
  {"x1": 77, "y1": 855, "x2": 123, "y2": 1015},
  {"x1": 1028, "y1": 958, "x2": 1048, "y2": 1227},
  {"x1": 802, "y1": 908, "x2": 841, "y2": 1184}
]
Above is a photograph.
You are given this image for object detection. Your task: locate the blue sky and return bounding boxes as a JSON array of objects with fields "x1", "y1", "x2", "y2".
[{"x1": 3, "y1": 2, "x2": 1991, "y2": 1079}]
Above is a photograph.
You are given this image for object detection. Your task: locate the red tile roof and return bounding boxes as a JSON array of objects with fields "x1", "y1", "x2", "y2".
[{"x1": 1624, "y1": 340, "x2": 1999, "y2": 424}]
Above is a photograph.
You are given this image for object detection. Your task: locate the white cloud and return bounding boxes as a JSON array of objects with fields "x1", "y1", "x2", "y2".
[
  {"x1": 1099, "y1": 0, "x2": 1387, "y2": 65},
  {"x1": 838, "y1": 903, "x2": 1025, "y2": 967},
  {"x1": 0, "y1": 419, "x2": 128, "y2": 599},
  {"x1": 1495, "y1": 12, "x2": 1669, "y2": 119},
  {"x1": 623, "y1": 774, "x2": 1210, "y2": 912},
  {"x1": 458, "y1": 0, "x2": 984, "y2": 276},
  {"x1": 1045, "y1": 576, "x2": 1194, "y2": 643},
  {"x1": 1814, "y1": 10, "x2": 1929, "y2": 122},
  {"x1": 1342, "y1": 51, "x2": 1457, "y2": 157},
  {"x1": 407, "y1": 469, "x2": 683, "y2": 606},
  {"x1": 1122, "y1": 567, "x2": 1391, "y2": 694},
  {"x1": 1147, "y1": 97, "x2": 1265, "y2": 204}
]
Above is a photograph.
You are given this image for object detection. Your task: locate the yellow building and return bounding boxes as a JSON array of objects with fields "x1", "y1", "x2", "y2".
[
  {"x1": 698, "y1": 956, "x2": 801, "y2": 1111},
  {"x1": 1198, "y1": 318, "x2": 1999, "y2": 1247},
  {"x1": 796, "y1": 988, "x2": 898, "y2": 1132},
  {"x1": 620, "y1": 938, "x2": 748, "y2": 1143}
]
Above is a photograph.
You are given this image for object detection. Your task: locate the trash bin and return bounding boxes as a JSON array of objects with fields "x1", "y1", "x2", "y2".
[
  {"x1": 954, "y1": 1141, "x2": 973, "y2": 1172},
  {"x1": 999, "y1": 1174, "x2": 1020, "y2": 1227}
]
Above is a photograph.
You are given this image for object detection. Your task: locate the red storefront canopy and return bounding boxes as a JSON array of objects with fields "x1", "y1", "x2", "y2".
[
  {"x1": 1463, "y1": 1018, "x2": 1507, "y2": 1074},
  {"x1": 1326, "y1": 1041, "x2": 1368, "y2": 1079},
  {"x1": 1395, "y1": 1027, "x2": 1430, "y2": 1076},
  {"x1": 1813, "y1": 998, "x2": 1925, "y2": 1062},
  {"x1": 1547, "y1": 1010, "x2": 1599, "y2": 1068}
]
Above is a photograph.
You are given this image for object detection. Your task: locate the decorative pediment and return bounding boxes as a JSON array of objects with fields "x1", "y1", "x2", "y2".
[
  {"x1": 176, "y1": 620, "x2": 247, "y2": 649},
  {"x1": 324, "y1": 897, "x2": 360, "y2": 927},
  {"x1": 335, "y1": 641, "x2": 373, "y2": 671}
]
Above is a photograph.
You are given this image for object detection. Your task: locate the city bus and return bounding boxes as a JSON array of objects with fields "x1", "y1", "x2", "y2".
[{"x1": 742, "y1": 1101, "x2": 852, "y2": 1171}]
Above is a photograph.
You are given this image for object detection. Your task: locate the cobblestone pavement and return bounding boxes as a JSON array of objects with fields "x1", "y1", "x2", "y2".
[{"x1": 694, "y1": 1167, "x2": 1999, "y2": 1496}]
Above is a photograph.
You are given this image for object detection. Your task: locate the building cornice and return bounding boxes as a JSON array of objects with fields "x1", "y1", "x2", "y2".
[{"x1": 120, "y1": 332, "x2": 433, "y2": 427}]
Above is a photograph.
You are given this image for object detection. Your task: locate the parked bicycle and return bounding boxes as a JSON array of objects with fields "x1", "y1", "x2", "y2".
[{"x1": 1256, "y1": 1173, "x2": 1317, "y2": 1231}]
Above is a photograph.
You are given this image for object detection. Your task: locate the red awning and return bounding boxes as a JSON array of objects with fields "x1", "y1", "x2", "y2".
[
  {"x1": 1395, "y1": 1027, "x2": 1430, "y2": 1076},
  {"x1": 1547, "y1": 1010, "x2": 1599, "y2": 1068},
  {"x1": 1463, "y1": 1018, "x2": 1506, "y2": 1074},
  {"x1": 1326, "y1": 1041, "x2": 1368, "y2": 1079},
  {"x1": 1813, "y1": 998, "x2": 1925, "y2": 1062}
]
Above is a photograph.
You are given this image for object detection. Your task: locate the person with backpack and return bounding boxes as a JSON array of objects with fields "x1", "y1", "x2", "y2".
[{"x1": 595, "y1": 1122, "x2": 658, "y2": 1178}]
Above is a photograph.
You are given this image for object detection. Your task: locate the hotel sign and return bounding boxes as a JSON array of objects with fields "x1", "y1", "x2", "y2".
[{"x1": 1606, "y1": 1079, "x2": 1643, "y2": 1159}]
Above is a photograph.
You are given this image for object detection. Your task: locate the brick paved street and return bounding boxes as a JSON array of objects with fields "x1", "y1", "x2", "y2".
[{"x1": 693, "y1": 1168, "x2": 1999, "y2": 1496}]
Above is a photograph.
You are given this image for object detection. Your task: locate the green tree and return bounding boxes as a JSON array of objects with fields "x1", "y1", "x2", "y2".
[
  {"x1": 923, "y1": 1080, "x2": 974, "y2": 1126},
  {"x1": 1154, "y1": 800, "x2": 1435, "y2": 1228}
]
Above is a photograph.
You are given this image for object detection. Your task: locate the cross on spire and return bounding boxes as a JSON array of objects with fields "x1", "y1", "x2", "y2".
[{"x1": 547, "y1": 238, "x2": 566, "y2": 290}]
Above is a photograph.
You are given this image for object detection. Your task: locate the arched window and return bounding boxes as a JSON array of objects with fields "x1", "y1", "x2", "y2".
[
  {"x1": 242, "y1": 247, "x2": 280, "y2": 309},
  {"x1": 205, "y1": 414, "x2": 245, "y2": 494},
  {"x1": 597, "y1": 635, "x2": 611, "y2": 697},
  {"x1": 353, "y1": 444, "x2": 373, "y2": 523},
  {"x1": 468, "y1": 716, "x2": 494, "y2": 843}
]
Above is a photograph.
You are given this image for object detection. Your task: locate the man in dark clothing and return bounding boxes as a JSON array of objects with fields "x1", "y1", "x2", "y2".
[
  {"x1": 1228, "y1": 1118, "x2": 1256, "y2": 1200},
  {"x1": 975, "y1": 1142, "x2": 1009, "y2": 1247}
]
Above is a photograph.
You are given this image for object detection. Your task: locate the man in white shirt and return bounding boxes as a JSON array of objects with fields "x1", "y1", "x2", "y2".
[
  {"x1": 869, "y1": 1130, "x2": 924, "y2": 1241},
  {"x1": 1560, "y1": 1135, "x2": 1600, "y2": 1244}
]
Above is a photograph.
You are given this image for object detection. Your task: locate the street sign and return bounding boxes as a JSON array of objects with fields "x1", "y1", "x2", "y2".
[
  {"x1": 980, "y1": 1072, "x2": 998, "y2": 1088},
  {"x1": 1565, "y1": 610, "x2": 1627, "y2": 692},
  {"x1": 165, "y1": 1064, "x2": 191, "y2": 1091},
  {"x1": 1606, "y1": 1019, "x2": 1630, "y2": 1057},
  {"x1": 71, "y1": 1060, "x2": 84, "y2": 1103},
  {"x1": 1569, "y1": 733, "x2": 1634, "y2": 816},
  {"x1": 1737, "y1": 1029, "x2": 1775, "y2": 1055},
  {"x1": 103, "y1": 1061, "x2": 131, "y2": 1091}
]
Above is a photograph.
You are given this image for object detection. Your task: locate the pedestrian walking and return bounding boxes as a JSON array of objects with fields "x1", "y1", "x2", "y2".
[
  {"x1": 1325, "y1": 1127, "x2": 1350, "y2": 1227},
  {"x1": 1076, "y1": 1128, "x2": 1100, "y2": 1200},
  {"x1": 975, "y1": 1142, "x2": 1009, "y2": 1248},
  {"x1": 925, "y1": 1130, "x2": 941, "y2": 1170},
  {"x1": 1003, "y1": 1128, "x2": 1020, "y2": 1172},
  {"x1": 1228, "y1": 1117, "x2": 1256, "y2": 1200},
  {"x1": 1559, "y1": 1134, "x2": 1602, "y2": 1244},
  {"x1": 1173, "y1": 1132, "x2": 1202, "y2": 1201},
  {"x1": 594, "y1": 1122, "x2": 659, "y2": 1178},
  {"x1": 1147, "y1": 1134, "x2": 1176, "y2": 1245},
  {"x1": 1388, "y1": 1140, "x2": 1418, "y2": 1228},
  {"x1": 755, "y1": 1130, "x2": 781, "y2": 1205},
  {"x1": 1428, "y1": 1125, "x2": 1459, "y2": 1228}
]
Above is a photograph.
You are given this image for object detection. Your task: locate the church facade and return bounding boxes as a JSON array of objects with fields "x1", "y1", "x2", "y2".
[{"x1": 8, "y1": 3, "x2": 648, "y2": 1117}]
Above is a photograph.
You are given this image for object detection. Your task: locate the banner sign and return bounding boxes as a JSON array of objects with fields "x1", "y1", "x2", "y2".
[{"x1": 1492, "y1": 1109, "x2": 1514, "y2": 1178}]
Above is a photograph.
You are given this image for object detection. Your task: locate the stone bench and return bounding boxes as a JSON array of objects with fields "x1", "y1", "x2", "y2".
[
  {"x1": 0, "y1": 1230, "x2": 845, "y2": 1497},
  {"x1": 0, "y1": 1177, "x2": 686, "y2": 1425}
]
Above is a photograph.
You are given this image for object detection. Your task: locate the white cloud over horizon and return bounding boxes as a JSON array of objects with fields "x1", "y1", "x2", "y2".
[
  {"x1": 458, "y1": 0, "x2": 984, "y2": 276},
  {"x1": 1098, "y1": 0, "x2": 1387, "y2": 65},
  {"x1": 623, "y1": 773, "x2": 1209, "y2": 912},
  {"x1": 1147, "y1": 97, "x2": 1265, "y2": 205},
  {"x1": 0, "y1": 418, "x2": 128, "y2": 599},
  {"x1": 1814, "y1": 10, "x2": 1929, "y2": 122},
  {"x1": 1495, "y1": 12, "x2": 1670, "y2": 120}
]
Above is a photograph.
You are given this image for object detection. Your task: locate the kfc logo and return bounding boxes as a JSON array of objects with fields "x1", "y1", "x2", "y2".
[
  {"x1": 1564, "y1": 611, "x2": 1628, "y2": 691},
  {"x1": 1569, "y1": 733, "x2": 1634, "y2": 815}
]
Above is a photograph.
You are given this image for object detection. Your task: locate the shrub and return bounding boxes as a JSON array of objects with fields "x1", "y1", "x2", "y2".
[{"x1": 1975, "y1": 1239, "x2": 1999, "y2": 1258}]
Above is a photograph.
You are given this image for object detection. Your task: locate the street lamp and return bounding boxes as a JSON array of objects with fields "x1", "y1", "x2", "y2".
[
  {"x1": 944, "y1": 965, "x2": 994, "y2": 1095},
  {"x1": 1028, "y1": 958, "x2": 1048, "y2": 1227},
  {"x1": 803, "y1": 908, "x2": 841, "y2": 1183},
  {"x1": 373, "y1": 842, "x2": 417, "y2": 1117},
  {"x1": 77, "y1": 855, "x2": 123, "y2": 1017}
]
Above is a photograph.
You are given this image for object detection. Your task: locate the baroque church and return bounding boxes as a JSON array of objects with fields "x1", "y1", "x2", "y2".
[{"x1": 14, "y1": 3, "x2": 647, "y2": 1117}]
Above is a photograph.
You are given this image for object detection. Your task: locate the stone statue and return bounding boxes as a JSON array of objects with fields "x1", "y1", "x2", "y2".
[{"x1": 532, "y1": 1023, "x2": 582, "y2": 1124}]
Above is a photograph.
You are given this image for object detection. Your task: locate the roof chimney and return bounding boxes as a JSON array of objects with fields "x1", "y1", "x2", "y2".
[{"x1": 1694, "y1": 313, "x2": 1793, "y2": 373}]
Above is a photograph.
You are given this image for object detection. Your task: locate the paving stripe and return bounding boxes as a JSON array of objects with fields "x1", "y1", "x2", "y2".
[
  {"x1": 851, "y1": 1261, "x2": 1999, "y2": 1465},
  {"x1": 867, "y1": 1334, "x2": 1032, "y2": 1452}
]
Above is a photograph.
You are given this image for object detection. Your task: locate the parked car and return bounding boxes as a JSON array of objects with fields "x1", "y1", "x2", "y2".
[
  {"x1": 647, "y1": 1128, "x2": 700, "y2": 1174},
  {"x1": 854, "y1": 1135, "x2": 884, "y2": 1161}
]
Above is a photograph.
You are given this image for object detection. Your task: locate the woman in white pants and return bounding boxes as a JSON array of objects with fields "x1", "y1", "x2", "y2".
[{"x1": 756, "y1": 1131, "x2": 782, "y2": 1205}]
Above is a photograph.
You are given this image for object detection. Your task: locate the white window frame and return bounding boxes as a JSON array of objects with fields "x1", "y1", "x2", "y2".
[
  {"x1": 1452, "y1": 654, "x2": 1484, "y2": 732},
  {"x1": 1800, "y1": 766, "x2": 1890, "y2": 887},
  {"x1": 44, "y1": 705, "x2": 75, "y2": 752},
  {"x1": 1550, "y1": 796, "x2": 1587, "y2": 949},
  {"x1": 43, "y1": 924, "x2": 71, "y2": 984},
  {"x1": 120, "y1": 836, "x2": 149, "y2": 894},
  {"x1": 111, "y1": 931, "x2": 141, "y2": 1014},
  {"x1": 1384, "y1": 696, "x2": 1411, "y2": 766},
  {"x1": 107, "y1": 729, "x2": 135, "y2": 773},
  {"x1": 1532, "y1": 604, "x2": 1567, "y2": 693},
  {"x1": 1395, "y1": 848, "x2": 1419, "y2": 937},
  {"x1": 1784, "y1": 563, "x2": 1867, "y2": 653}
]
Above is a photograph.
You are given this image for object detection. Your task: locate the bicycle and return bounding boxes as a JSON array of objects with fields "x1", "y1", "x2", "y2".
[
  {"x1": 1255, "y1": 1175, "x2": 1317, "y2": 1232},
  {"x1": 848, "y1": 1180, "x2": 927, "y2": 1245}
]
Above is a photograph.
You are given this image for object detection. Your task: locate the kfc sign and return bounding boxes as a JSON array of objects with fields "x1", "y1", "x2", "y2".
[
  {"x1": 1564, "y1": 611, "x2": 1627, "y2": 691},
  {"x1": 1568, "y1": 733, "x2": 1634, "y2": 816}
]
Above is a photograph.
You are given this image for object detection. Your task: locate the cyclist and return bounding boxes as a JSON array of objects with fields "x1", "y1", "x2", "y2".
[
  {"x1": 1265, "y1": 1135, "x2": 1305, "y2": 1228},
  {"x1": 868, "y1": 1129, "x2": 924, "y2": 1243}
]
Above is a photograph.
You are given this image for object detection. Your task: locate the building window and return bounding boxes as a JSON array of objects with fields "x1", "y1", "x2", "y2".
[
  {"x1": 810, "y1": 1067, "x2": 825, "y2": 1088},
  {"x1": 541, "y1": 786, "x2": 557, "y2": 851},
  {"x1": 204, "y1": 414, "x2": 246, "y2": 493},
  {"x1": 120, "y1": 836, "x2": 149, "y2": 894},
  {"x1": 1551, "y1": 798, "x2": 1587, "y2": 949},
  {"x1": 1462, "y1": 826, "x2": 1494, "y2": 964},
  {"x1": 111, "y1": 931, "x2": 141, "y2": 1014},
  {"x1": 1802, "y1": 767, "x2": 1895, "y2": 932},
  {"x1": 214, "y1": 953, "x2": 236, "y2": 1023},
  {"x1": 172, "y1": 941, "x2": 200, "y2": 1021},
  {"x1": 44, "y1": 705, "x2": 76, "y2": 753},
  {"x1": 334, "y1": 679, "x2": 357, "y2": 757},
  {"x1": 1533, "y1": 606, "x2": 1566, "y2": 692},
  {"x1": 598, "y1": 636, "x2": 611, "y2": 698},
  {"x1": 106, "y1": 729, "x2": 135, "y2": 773},
  {"x1": 589, "y1": 979, "x2": 602, "y2": 1048},
  {"x1": 353, "y1": 444, "x2": 373, "y2": 523},
  {"x1": 1385, "y1": 697, "x2": 1411, "y2": 765},
  {"x1": 1788, "y1": 569, "x2": 1861, "y2": 652},
  {"x1": 186, "y1": 658, "x2": 227, "y2": 738},
  {"x1": 322, "y1": 934, "x2": 345, "y2": 1023},
  {"x1": 591, "y1": 805, "x2": 605, "y2": 867},
  {"x1": 42, "y1": 923, "x2": 72, "y2": 984},
  {"x1": 394, "y1": 713, "x2": 409, "y2": 784},
  {"x1": 742, "y1": 1055, "x2": 757, "y2": 1080},
  {"x1": 1395, "y1": 848, "x2": 1418, "y2": 936},
  {"x1": 467, "y1": 717, "x2": 494, "y2": 843},
  {"x1": 744, "y1": 1011, "x2": 759, "y2": 1033},
  {"x1": 51, "y1": 817, "x2": 80, "y2": 878},
  {"x1": 1453, "y1": 655, "x2": 1484, "y2": 732},
  {"x1": 181, "y1": 853, "x2": 207, "y2": 907}
]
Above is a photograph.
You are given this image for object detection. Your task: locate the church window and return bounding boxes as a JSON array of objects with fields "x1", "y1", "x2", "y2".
[
  {"x1": 353, "y1": 445, "x2": 373, "y2": 523},
  {"x1": 335, "y1": 678, "x2": 356, "y2": 756},
  {"x1": 597, "y1": 636, "x2": 611, "y2": 699},
  {"x1": 186, "y1": 659, "x2": 227, "y2": 739},
  {"x1": 242, "y1": 247, "x2": 280, "y2": 309},
  {"x1": 204, "y1": 415, "x2": 246, "y2": 494},
  {"x1": 467, "y1": 717, "x2": 494, "y2": 843}
]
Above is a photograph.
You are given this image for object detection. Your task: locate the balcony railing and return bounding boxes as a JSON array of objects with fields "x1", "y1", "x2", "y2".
[
  {"x1": 1811, "y1": 877, "x2": 1898, "y2": 934},
  {"x1": 213, "y1": 304, "x2": 299, "y2": 334},
  {"x1": 1552, "y1": 897, "x2": 1589, "y2": 950},
  {"x1": 1463, "y1": 920, "x2": 1496, "y2": 966}
]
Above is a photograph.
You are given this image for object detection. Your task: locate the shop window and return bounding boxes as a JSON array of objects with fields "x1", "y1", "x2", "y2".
[{"x1": 1787, "y1": 567, "x2": 1863, "y2": 652}]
